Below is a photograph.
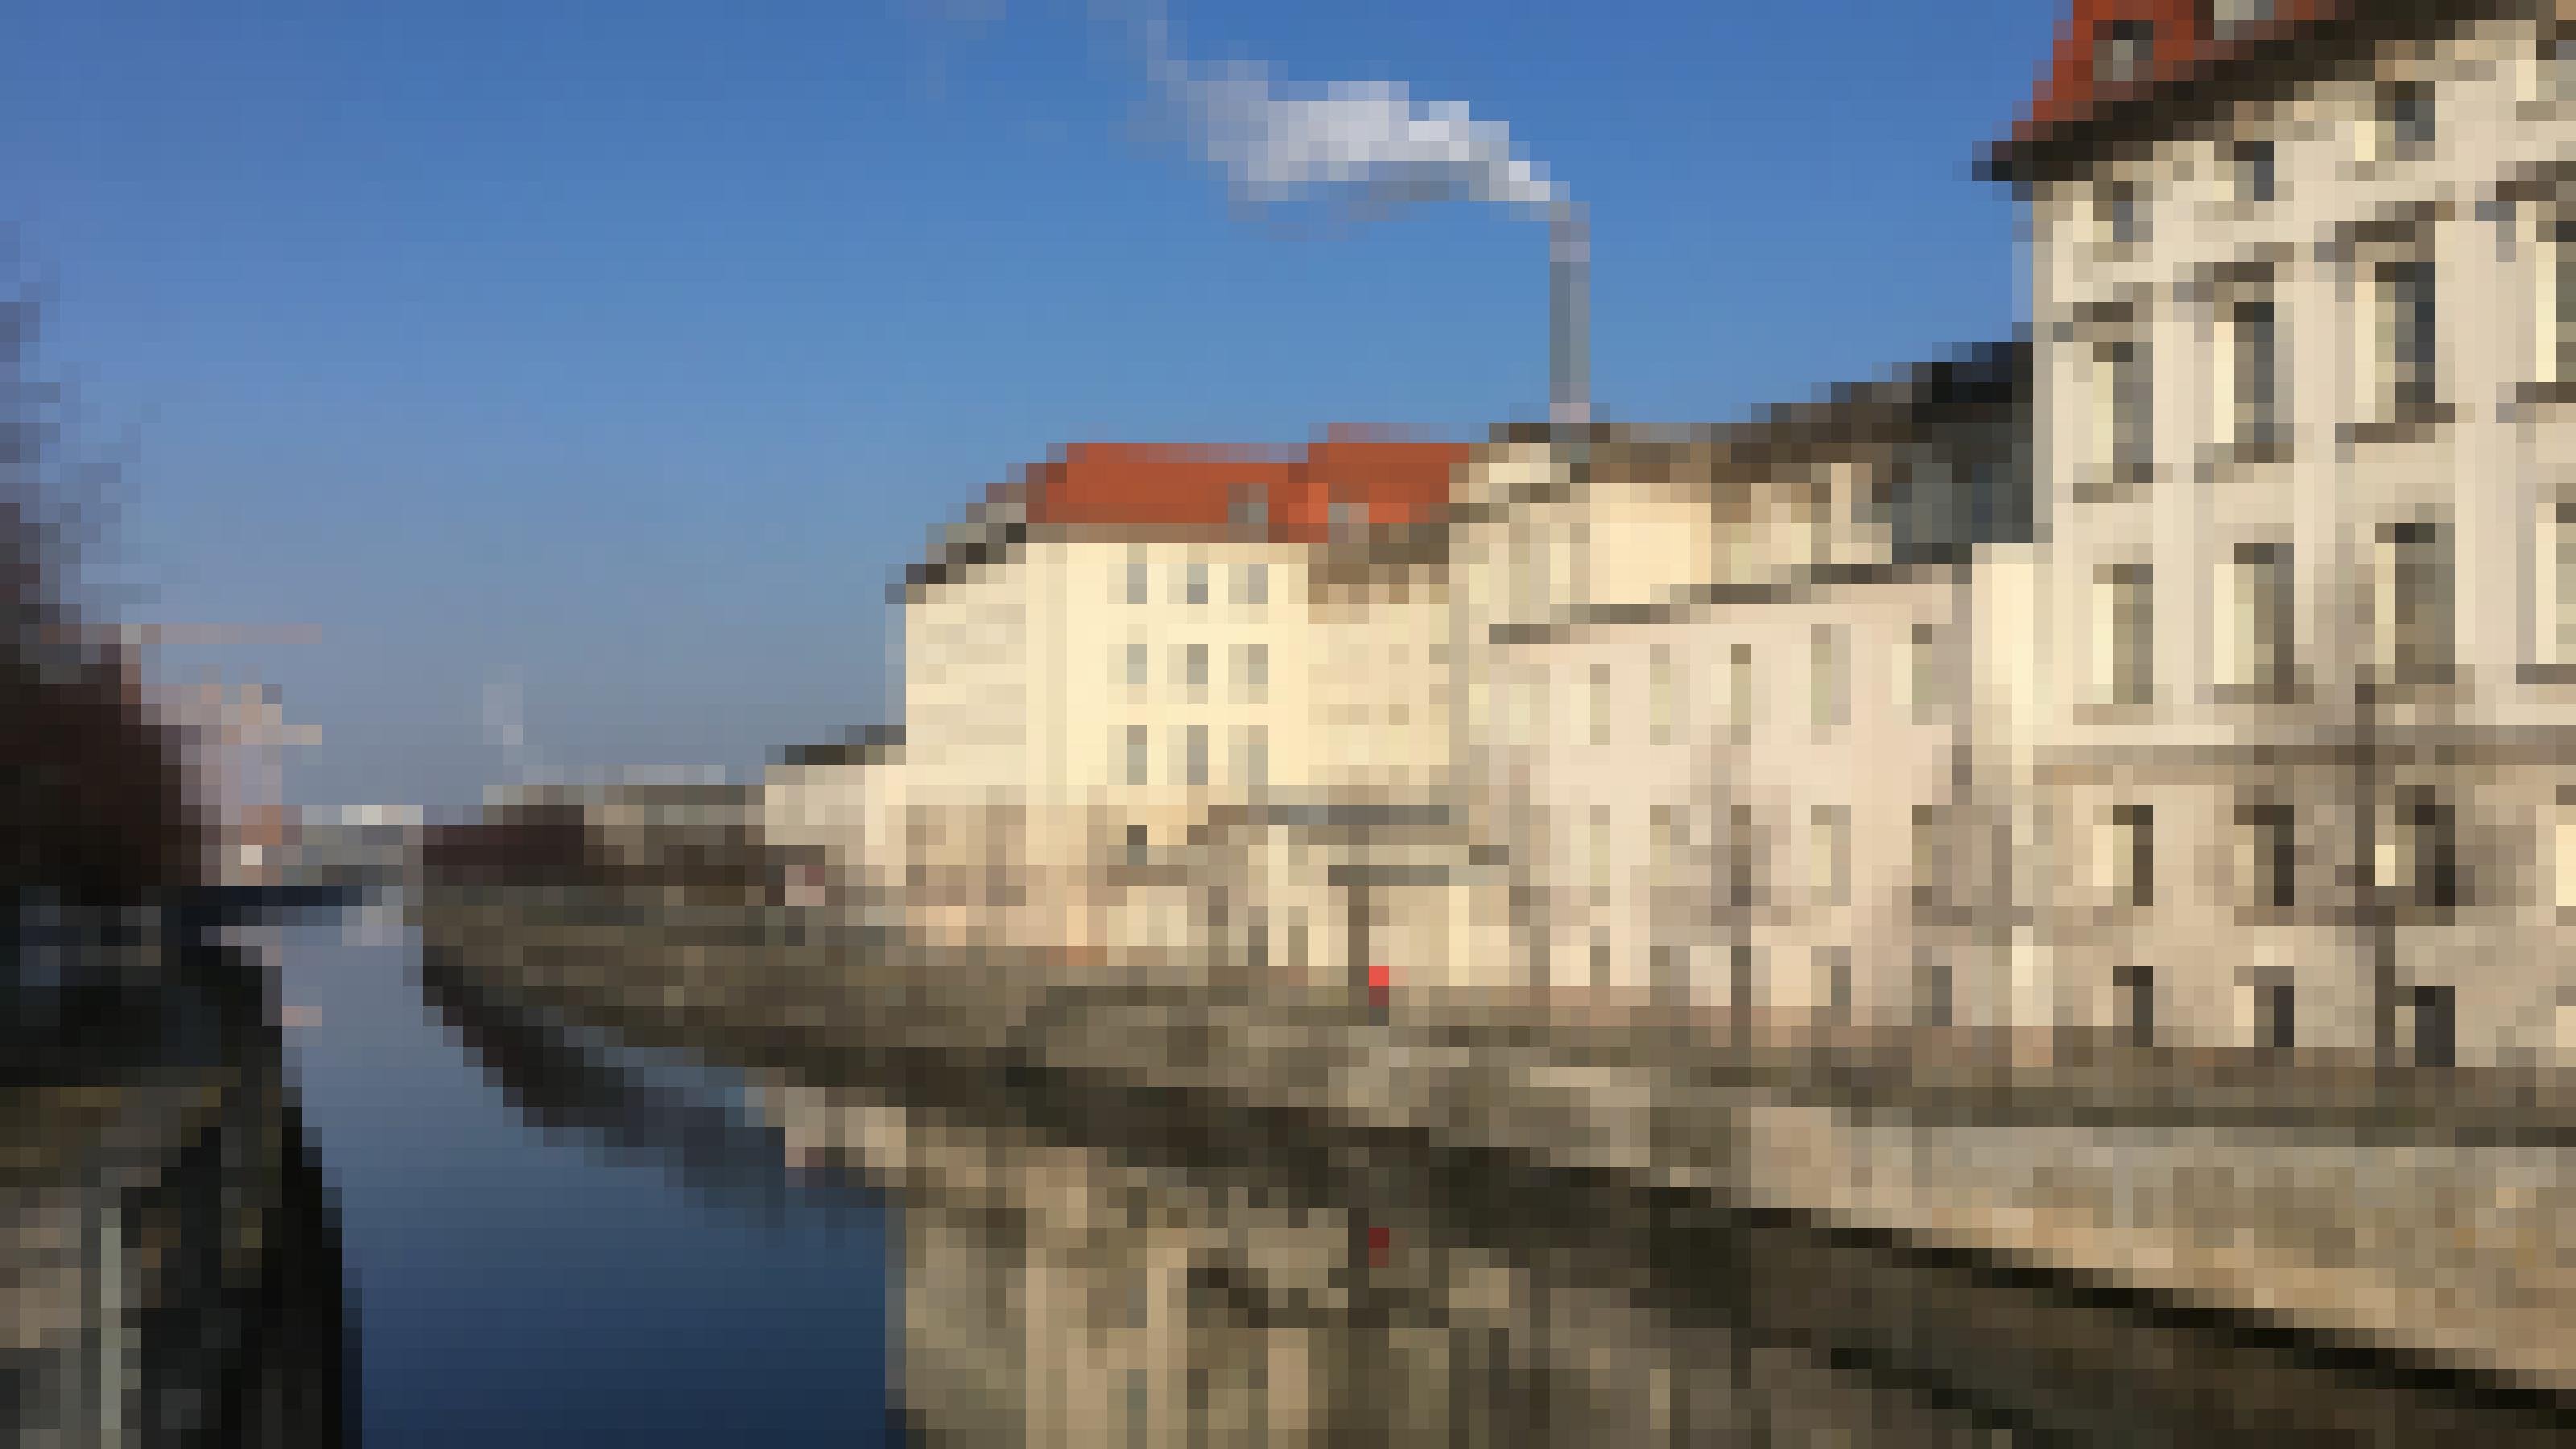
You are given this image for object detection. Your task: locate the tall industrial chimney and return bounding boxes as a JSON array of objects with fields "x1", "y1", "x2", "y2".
[{"x1": 1550, "y1": 202, "x2": 1589, "y2": 431}]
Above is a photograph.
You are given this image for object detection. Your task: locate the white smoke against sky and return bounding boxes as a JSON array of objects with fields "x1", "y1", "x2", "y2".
[
  {"x1": 1113, "y1": 0, "x2": 1569, "y2": 224},
  {"x1": 927, "y1": 0, "x2": 1590, "y2": 419}
]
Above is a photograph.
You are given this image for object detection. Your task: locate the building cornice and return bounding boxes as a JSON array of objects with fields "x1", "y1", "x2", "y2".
[{"x1": 1491, "y1": 560, "x2": 1965, "y2": 646}]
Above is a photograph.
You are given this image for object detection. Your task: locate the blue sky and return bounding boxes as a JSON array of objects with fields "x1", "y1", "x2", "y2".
[{"x1": 5, "y1": 0, "x2": 2062, "y2": 811}]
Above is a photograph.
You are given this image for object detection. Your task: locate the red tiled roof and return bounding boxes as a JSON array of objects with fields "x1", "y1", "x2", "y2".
[
  {"x1": 1020, "y1": 429, "x2": 1468, "y2": 543},
  {"x1": 2000, "y1": 1, "x2": 2349, "y2": 174},
  {"x1": 2025, "y1": 2, "x2": 2335, "y2": 134}
]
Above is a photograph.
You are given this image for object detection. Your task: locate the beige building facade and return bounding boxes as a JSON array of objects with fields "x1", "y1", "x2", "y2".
[
  {"x1": 1460, "y1": 350, "x2": 2032, "y2": 1027},
  {"x1": 2002, "y1": 2, "x2": 2576, "y2": 1062},
  {"x1": 830, "y1": 439, "x2": 1471, "y2": 973},
  {"x1": 1497, "y1": 567, "x2": 1975, "y2": 1032}
]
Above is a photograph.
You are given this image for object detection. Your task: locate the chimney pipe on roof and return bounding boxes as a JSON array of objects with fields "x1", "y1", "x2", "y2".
[{"x1": 1550, "y1": 202, "x2": 1590, "y2": 431}]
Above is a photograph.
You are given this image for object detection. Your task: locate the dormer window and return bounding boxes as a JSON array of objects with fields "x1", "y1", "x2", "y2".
[
  {"x1": 2097, "y1": 19, "x2": 2156, "y2": 89},
  {"x1": 1228, "y1": 483, "x2": 1269, "y2": 533},
  {"x1": 2209, "y1": 0, "x2": 2275, "y2": 45},
  {"x1": 1328, "y1": 499, "x2": 1367, "y2": 543}
]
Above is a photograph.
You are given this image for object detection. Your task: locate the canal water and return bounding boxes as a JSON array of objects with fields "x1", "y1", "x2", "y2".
[{"x1": 273, "y1": 919, "x2": 897, "y2": 1447}]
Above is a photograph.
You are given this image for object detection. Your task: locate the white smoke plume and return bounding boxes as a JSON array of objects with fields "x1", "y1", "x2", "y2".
[
  {"x1": 1106, "y1": 0, "x2": 1587, "y2": 422},
  {"x1": 1119, "y1": 2, "x2": 1564, "y2": 222}
]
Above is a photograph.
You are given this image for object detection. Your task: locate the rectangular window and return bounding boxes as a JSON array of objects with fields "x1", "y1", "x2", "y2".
[
  {"x1": 2095, "y1": 19, "x2": 2154, "y2": 89},
  {"x1": 2553, "y1": 206, "x2": 2576, "y2": 389},
  {"x1": 2103, "y1": 802, "x2": 2155, "y2": 908},
  {"x1": 1589, "y1": 662, "x2": 1613, "y2": 748},
  {"x1": 1184, "y1": 559, "x2": 1209, "y2": 606},
  {"x1": 1126, "y1": 724, "x2": 1150, "y2": 788},
  {"x1": 1240, "y1": 560, "x2": 1268, "y2": 607},
  {"x1": 1184, "y1": 642, "x2": 1208, "y2": 696},
  {"x1": 2230, "y1": 138, "x2": 2276, "y2": 206},
  {"x1": 2380, "y1": 78, "x2": 2434, "y2": 160},
  {"x1": 1726, "y1": 803, "x2": 1757, "y2": 909},
  {"x1": 1728, "y1": 642, "x2": 1755, "y2": 745},
  {"x1": 2376, "y1": 521, "x2": 2450, "y2": 679},
  {"x1": 2557, "y1": 502, "x2": 2576, "y2": 665},
  {"x1": 2377, "y1": 257, "x2": 2437, "y2": 419},
  {"x1": 2094, "y1": 562, "x2": 2155, "y2": 708},
  {"x1": 1918, "y1": 952, "x2": 1954, "y2": 1029},
  {"x1": 2236, "y1": 797, "x2": 2297, "y2": 910},
  {"x1": 1649, "y1": 644, "x2": 1675, "y2": 746},
  {"x1": 1910, "y1": 803, "x2": 1949, "y2": 910},
  {"x1": 2211, "y1": 0, "x2": 2275, "y2": 43},
  {"x1": 1909, "y1": 622, "x2": 1946, "y2": 725},
  {"x1": 2101, "y1": 178, "x2": 2145, "y2": 248},
  {"x1": 2223, "y1": 543, "x2": 2290, "y2": 693},
  {"x1": 2554, "y1": 787, "x2": 2576, "y2": 912},
  {"x1": 1590, "y1": 805, "x2": 1614, "y2": 902},
  {"x1": 1184, "y1": 724, "x2": 1209, "y2": 789},
  {"x1": 1241, "y1": 724, "x2": 1268, "y2": 795},
  {"x1": 1811, "y1": 804, "x2": 1849, "y2": 907},
  {"x1": 1127, "y1": 551, "x2": 1150, "y2": 606},
  {"x1": 2382, "y1": 785, "x2": 2459, "y2": 910},
  {"x1": 1126, "y1": 641, "x2": 1149, "y2": 691},
  {"x1": 2092, "y1": 335, "x2": 2153, "y2": 485},
  {"x1": 2229, "y1": 294, "x2": 2281, "y2": 452},
  {"x1": 1810, "y1": 623, "x2": 1846, "y2": 735},
  {"x1": 1241, "y1": 642, "x2": 1268, "y2": 703},
  {"x1": 2256, "y1": 976, "x2": 2297, "y2": 1051},
  {"x1": 2117, "y1": 964, "x2": 2157, "y2": 1047},
  {"x1": 1516, "y1": 522, "x2": 1548, "y2": 619},
  {"x1": 2409, "y1": 984, "x2": 2455, "y2": 1067}
]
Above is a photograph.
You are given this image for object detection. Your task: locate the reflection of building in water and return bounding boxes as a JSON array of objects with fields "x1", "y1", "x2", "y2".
[{"x1": 770, "y1": 1082, "x2": 1955, "y2": 1447}]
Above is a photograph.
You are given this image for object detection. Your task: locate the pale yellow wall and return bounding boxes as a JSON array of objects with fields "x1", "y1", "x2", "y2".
[
  {"x1": 1313, "y1": 572, "x2": 1451, "y2": 802},
  {"x1": 1071, "y1": 539, "x2": 1322, "y2": 816}
]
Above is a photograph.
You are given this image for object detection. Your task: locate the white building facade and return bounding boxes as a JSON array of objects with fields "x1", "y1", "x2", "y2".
[{"x1": 2001, "y1": 0, "x2": 2576, "y2": 1062}]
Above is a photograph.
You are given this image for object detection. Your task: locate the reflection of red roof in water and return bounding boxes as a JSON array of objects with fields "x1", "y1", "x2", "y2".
[{"x1": 1018, "y1": 427, "x2": 1468, "y2": 543}]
